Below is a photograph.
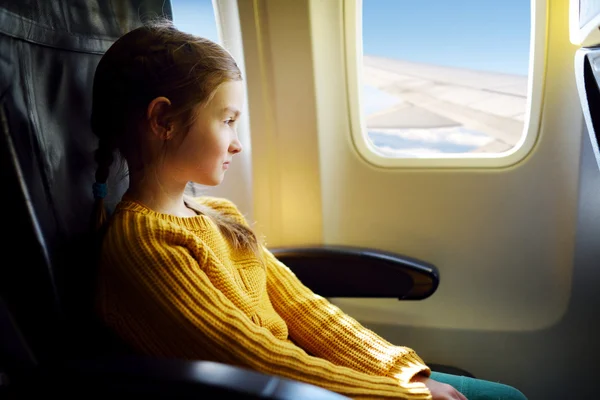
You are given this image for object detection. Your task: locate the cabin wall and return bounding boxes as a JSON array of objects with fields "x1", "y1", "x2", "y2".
[{"x1": 363, "y1": 127, "x2": 600, "y2": 399}]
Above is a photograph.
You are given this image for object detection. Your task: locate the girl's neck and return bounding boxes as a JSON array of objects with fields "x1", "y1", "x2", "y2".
[{"x1": 125, "y1": 172, "x2": 196, "y2": 218}]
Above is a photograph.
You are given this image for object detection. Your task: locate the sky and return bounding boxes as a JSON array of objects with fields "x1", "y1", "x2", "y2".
[
  {"x1": 171, "y1": 0, "x2": 531, "y2": 76},
  {"x1": 361, "y1": 0, "x2": 531, "y2": 76},
  {"x1": 171, "y1": 0, "x2": 219, "y2": 43}
]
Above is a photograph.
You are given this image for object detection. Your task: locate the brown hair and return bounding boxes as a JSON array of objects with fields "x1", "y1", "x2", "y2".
[{"x1": 91, "y1": 18, "x2": 261, "y2": 255}]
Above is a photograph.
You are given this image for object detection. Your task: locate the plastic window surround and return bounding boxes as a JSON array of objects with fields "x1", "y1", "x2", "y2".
[{"x1": 344, "y1": 0, "x2": 548, "y2": 169}]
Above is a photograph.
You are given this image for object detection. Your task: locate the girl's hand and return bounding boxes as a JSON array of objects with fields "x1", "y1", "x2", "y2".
[{"x1": 411, "y1": 374, "x2": 468, "y2": 400}]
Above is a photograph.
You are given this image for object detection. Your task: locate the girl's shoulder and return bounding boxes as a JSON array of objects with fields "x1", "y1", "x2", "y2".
[
  {"x1": 188, "y1": 196, "x2": 243, "y2": 217},
  {"x1": 108, "y1": 198, "x2": 210, "y2": 238}
]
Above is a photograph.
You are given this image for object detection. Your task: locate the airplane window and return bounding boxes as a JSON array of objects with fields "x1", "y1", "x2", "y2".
[
  {"x1": 171, "y1": 0, "x2": 220, "y2": 43},
  {"x1": 360, "y1": 0, "x2": 532, "y2": 158}
]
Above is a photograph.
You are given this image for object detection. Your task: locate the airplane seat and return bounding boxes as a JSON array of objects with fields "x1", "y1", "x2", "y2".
[
  {"x1": 0, "y1": 1, "x2": 347, "y2": 398},
  {"x1": 574, "y1": 55, "x2": 600, "y2": 173},
  {"x1": 573, "y1": 3, "x2": 600, "y2": 173},
  {"x1": 0, "y1": 0, "x2": 133, "y2": 363}
]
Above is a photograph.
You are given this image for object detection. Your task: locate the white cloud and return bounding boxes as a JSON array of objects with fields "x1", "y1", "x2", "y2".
[
  {"x1": 369, "y1": 126, "x2": 493, "y2": 147},
  {"x1": 374, "y1": 145, "x2": 442, "y2": 158}
]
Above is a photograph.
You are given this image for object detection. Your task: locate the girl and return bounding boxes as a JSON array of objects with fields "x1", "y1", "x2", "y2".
[{"x1": 91, "y1": 20, "x2": 527, "y2": 400}]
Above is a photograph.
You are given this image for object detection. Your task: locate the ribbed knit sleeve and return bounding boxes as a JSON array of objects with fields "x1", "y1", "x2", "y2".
[
  {"x1": 100, "y1": 231, "x2": 431, "y2": 400},
  {"x1": 197, "y1": 197, "x2": 431, "y2": 389},
  {"x1": 263, "y1": 247, "x2": 431, "y2": 386}
]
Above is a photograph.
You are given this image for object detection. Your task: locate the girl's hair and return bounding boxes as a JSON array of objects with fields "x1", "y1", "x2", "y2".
[{"x1": 90, "y1": 18, "x2": 261, "y2": 256}]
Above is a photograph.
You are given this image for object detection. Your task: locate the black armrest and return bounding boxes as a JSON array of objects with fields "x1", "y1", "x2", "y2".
[
  {"x1": 10, "y1": 356, "x2": 349, "y2": 399},
  {"x1": 270, "y1": 245, "x2": 439, "y2": 300}
]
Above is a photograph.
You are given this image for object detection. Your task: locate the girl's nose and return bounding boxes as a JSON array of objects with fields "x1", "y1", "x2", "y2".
[{"x1": 229, "y1": 137, "x2": 242, "y2": 154}]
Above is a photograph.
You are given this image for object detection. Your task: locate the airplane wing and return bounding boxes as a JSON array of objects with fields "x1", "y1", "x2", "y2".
[{"x1": 362, "y1": 55, "x2": 529, "y2": 154}]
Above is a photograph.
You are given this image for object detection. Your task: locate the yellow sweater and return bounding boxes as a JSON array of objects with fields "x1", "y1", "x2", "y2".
[{"x1": 96, "y1": 196, "x2": 432, "y2": 399}]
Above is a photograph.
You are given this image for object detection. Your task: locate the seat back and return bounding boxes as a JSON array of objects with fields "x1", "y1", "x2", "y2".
[
  {"x1": 575, "y1": 49, "x2": 600, "y2": 173},
  {"x1": 572, "y1": 0, "x2": 600, "y2": 172},
  {"x1": 0, "y1": 0, "x2": 171, "y2": 368}
]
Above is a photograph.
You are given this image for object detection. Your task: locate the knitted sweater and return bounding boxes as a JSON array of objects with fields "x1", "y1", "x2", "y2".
[{"x1": 96, "y1": 196, "x2": 432, "y2": 399}]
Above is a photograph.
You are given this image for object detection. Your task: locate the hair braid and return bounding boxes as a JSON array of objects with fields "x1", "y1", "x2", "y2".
[{"x1": 91, "y1": 135, "x2": 116, "y2": 233}]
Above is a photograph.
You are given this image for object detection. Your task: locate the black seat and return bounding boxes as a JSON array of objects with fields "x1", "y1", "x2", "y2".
[
  {"x1": 575, "y1": 48, "x2": 600, "y2": 173},
  {"x1": 0, "y1": 0, "x2": 134, "y2": 363}
]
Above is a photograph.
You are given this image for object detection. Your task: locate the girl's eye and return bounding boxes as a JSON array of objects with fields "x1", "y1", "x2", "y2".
[{"x1": 225, "y1": 119, "x2": 235, "y2": 126}]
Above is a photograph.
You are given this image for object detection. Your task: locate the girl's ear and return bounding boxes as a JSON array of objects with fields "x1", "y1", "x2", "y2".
[{"x1": 147, "y1": 96, "x2": 174, "y2": 140}]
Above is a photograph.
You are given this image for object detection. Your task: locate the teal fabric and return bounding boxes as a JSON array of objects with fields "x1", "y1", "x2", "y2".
[{"x1": 430, "y1": 372, "x2": 528, "y2": 400}]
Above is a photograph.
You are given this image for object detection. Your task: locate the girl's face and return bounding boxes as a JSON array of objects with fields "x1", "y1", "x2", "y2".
[{"x1": 163, "y1": 80, "x2": 244, "y2": 187}]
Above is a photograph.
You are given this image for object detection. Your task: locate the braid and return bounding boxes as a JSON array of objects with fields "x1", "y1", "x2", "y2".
[
  {"x1": 91, "y1": 136, "x2": 116, "y2": 234},
  {"x1": 94, "y1": 138, "x2": 115, "y2": 184}
]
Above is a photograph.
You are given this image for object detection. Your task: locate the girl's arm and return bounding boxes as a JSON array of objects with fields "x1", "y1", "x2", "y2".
[
  {"x1": 192, "y1": 197, "x2": 431, "y2": 386},
  {"x1": 100, "y1": 235, "x2": 431, "y2": 400},
  {"x1": 262, "y1": 246, "x2": 431, "y2": 385}
]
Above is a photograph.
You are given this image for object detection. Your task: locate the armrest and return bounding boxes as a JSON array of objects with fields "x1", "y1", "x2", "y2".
[
  {"x1": 269, "y1": 245, "x2": 439, "y2": 300},
  {"x1": 12, "y1": 356, "x2": 349, "y2": 399}
]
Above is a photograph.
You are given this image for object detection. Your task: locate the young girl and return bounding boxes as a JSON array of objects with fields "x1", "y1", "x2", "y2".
[{"x1": 91, "y1": 20, "x2": 527, "y2": 400}]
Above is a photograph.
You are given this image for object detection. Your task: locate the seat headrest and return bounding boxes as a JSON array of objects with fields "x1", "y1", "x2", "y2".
[{"x1": 0, "y1": 0, "x2": 171, "y2": 363}]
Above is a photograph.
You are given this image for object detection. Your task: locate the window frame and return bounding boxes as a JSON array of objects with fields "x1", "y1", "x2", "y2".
[{"x1": 344, "y1": 0, "x2": 548, "y2": 169}]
